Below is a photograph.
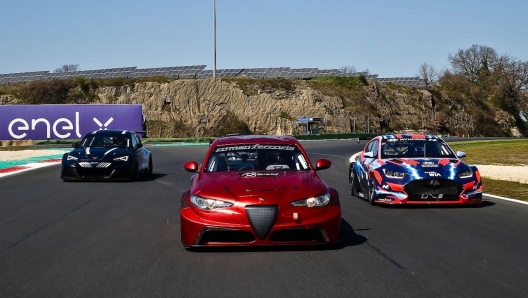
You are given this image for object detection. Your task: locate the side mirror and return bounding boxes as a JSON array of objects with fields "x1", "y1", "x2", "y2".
[
  {"x1": 135, "y1": 143, "x2": 143, "y2": 149},
  {"x1": 72, "y1": 142, "x2": 79, "y2": 148},
  {"x1": 456, "y1": 151, "x2": 467, "y2": 158},
  {"x1": 315, "y1": 158, "x2": 332, "y2": 171},
  {"x1": 363, "y1": 151, "x2": 375, "y2": 158},
  {"x1": 184, "y1": 161, "x2": 199, "y2": 173}
]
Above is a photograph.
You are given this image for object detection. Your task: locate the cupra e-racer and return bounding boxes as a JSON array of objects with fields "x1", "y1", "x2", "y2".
[
  {"x1": 61, "y1": 130, "x2": 153, "y2": 181},
  {"x1": 349, "y1": 134, "x2": 482, "y2": 205},
  {"x1": 180, "y1": 135, "x2": 342, "y2": 247}
]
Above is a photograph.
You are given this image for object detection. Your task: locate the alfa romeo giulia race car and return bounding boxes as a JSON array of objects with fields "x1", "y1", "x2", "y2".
[
  {"x1": 349, "y1": 134, "x2": 482, "y2": 205},
  {"x1": 61, "y1": 130, "x2": 153, "y2": 181},
  {"x1": 180, "y1": 135, "x2": 342, "y2": 248}
]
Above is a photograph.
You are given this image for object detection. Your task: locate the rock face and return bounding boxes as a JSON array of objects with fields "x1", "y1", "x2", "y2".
[
  {"x1": 94, "y1": 79, "x2": 353, "y2": 137},
  {"x1": 1, "y1": 77, "x2": 521, "y2": 137}
]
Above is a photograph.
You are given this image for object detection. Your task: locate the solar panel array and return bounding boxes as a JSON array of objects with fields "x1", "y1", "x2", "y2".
[
  {"x1": 376, "y1": 77, "x2": 424, "y2": 87},
  {"x1": 0, "y1": 65, "x2": 424, "y2": 87}
]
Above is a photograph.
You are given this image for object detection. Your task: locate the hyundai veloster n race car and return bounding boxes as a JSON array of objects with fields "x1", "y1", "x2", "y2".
[
  {"x1": 349, "y1": 134, "x2": 482, "y2": 205},
  {"x1": 180, "y1": 135, "x2": 342, "y2": 247},
  {"x1": 61, "y1": 130, "x2": 153, "y2": 181}
]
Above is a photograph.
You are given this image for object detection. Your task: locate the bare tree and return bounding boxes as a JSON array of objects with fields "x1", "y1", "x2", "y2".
[
  {"x1": 418, "y1": 63, "x2": 438, "y2": 89},
  {"x1": 340, "y1": 66, "x2": 357, "y2": 75},
  {"x1": 448, "y1": 45, "x2": 499, "y2": 85},
  {"x1": 54, "y1": 64, "x2": 80, "y2": 73}
]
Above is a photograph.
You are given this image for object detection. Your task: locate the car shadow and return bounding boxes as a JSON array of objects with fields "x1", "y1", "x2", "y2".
[
  {"x1": 62, "y1": 173, "x2": 167, "y2": 183},
  {"x1": 377, "y1": 199, "x2": 495, "y2": 209},
  {"x1": 185, "y1": 218, "x2": 368, "y2": 253},
  {"x1": 138, "y1": 173, "x2": 167, "y2": 181}
]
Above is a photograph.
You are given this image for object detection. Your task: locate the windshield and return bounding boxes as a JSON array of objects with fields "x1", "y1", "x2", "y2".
[
  {"x1": 381, "y1": 139, "x2": 456, "y2": 159},
  {"x1": 205, "y1": 144, "x2": 311, "y2": 172},
  {"x1": 80, "y1": 135, "x2": 129, "y2": 148}
]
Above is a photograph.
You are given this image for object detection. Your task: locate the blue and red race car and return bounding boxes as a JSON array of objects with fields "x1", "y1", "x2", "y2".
[{"x1": 349, "y1": 134, "x2": 482, "y2": 205}]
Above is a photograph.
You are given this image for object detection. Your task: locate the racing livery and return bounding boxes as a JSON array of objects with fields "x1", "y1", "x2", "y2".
[
  {"x1": 61, "y1": 130, "x2": 152, "y2": 181},
  {"x1": 180, "y1": 135, "x2": 341, "y2": 248},
  {"x1": 349, "y1": 134, "x2": 482, "y2": 205}
]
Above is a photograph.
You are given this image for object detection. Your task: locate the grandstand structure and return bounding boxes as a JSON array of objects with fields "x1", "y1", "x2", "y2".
[{"x1": 0, "y1": 65, "x2": 424, "y2": 87}]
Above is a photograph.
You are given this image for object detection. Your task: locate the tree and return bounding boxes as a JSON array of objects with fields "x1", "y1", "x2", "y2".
[
  {"x1": 340, "y1": 66, "x2": 357, "y2": 75},
  {"x1": 54, "y1": 64, "x2": 80, "y2": 73},
  {"x1": 448, "y1": 45, "x2": 499, "y2": 86},
  {"x1": 442, "y1": 44, "x2": 528, "y2": 136},
  {"x1": 418, "y1": 63, "x2": 438, "y2": 89}
]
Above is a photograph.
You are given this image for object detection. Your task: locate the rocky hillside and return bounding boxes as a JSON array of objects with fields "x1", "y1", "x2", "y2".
[{"x1": 0, "y1": 77, "x2": 521, "y2": 138}]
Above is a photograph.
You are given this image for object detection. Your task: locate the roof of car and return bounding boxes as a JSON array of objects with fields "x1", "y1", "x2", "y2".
[
  {"x1": 380, "y1": 134, "x2": 441, "y2": 140},
  {"x1": 213, "y1": 135, "x2": 299, "y2": 146},
  {"x1": 88, "y1": 130, "x2": 131, "y2": 136}
]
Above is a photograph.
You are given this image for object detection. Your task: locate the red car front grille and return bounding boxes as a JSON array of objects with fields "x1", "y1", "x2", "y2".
[{"x1": 245, "y1": 205, "x2": 278, "y2": 239}]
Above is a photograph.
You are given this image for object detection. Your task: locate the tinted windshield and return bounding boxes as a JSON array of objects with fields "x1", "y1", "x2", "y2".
[
  {"x1": 381, "y1": 139, "x2": 456, "y2": 159},
  {"x1": 80, "y1": 135, "x2": 129, "y2": 148},
  {"x1": 205, "y1": 144, "x2": 311, "y2": 172}
]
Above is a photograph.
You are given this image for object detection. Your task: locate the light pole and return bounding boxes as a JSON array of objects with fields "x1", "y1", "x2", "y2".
[{"x1": 213, "y1": 0, "x2": 217, "y2": 79}]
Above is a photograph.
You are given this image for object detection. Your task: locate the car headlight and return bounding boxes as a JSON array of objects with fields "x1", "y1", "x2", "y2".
[
  {"x1": 66, "y1": 155, "x2": 78, "y2": 161},
  {"x1": 458, "y1": 170, "x2": 473, "y2": 178},
  {"x1": 291, "y1": 193, "x2": 331, "y2": 208},
  {"x1": 113, "y1": 156, "x2": 129, "y2": 161},
  {"x1": 190, "y1": 195, "x2": 233, "y2": 210},
  {"x1": 383, "y1": 169, "x2": 406, "y2": 178}
]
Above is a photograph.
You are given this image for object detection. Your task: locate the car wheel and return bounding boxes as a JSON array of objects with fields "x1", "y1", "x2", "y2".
[
  {"x1": 148, "y1": 155, "x2": 153, "y2": 176},
  {"x1": 349, "y1": 168, "x2": 358, "y2": 197},
  {"x1": 129, "y1": 161, "x2": 139, "y2": 182},
  {"x1": 368, "y1": 178, "x2": 377, "y2": 206}
]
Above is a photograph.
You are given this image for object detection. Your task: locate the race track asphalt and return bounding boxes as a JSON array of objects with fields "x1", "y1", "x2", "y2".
[{"x1": 1, "y1": 140, "x2": 527, "y2": 298}]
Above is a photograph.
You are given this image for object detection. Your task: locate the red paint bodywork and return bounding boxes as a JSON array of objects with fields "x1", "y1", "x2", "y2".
[{"x1": 180, "y1": 135, "x2": 342, "y2": 247}]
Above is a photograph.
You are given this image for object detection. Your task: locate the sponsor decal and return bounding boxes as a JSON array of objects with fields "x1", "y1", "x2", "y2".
[
  {"x1": 0, "y1": 104, "x2": 142, "y2": 140},
  {"x1": 215, "y1": 144, "x2": 296, "y2": 152},
  {"x1": 421, "y1": 193, "x2": 444, "y2": 199},
  {"x1": 382, "y1": 184, "x2": 390, "y2": 189},
  {"x1": 425, "y1": 171, "x2": 441, "y2": 177},
  {"x1": 421, "y1": 161, "x2": 439, "y2": 168},
  {"x1": 240, "y1": 172, "x2": 281, "y2": 178}
]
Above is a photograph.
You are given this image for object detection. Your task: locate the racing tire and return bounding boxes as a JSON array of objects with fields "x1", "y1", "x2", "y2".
[
  {"x1": 129, "y1": 161, "x2": 139, "y2": 182},
  {"x1": 368, "y1": 178, "x2": 377, "y2": 206},
  {"x1": 349, "y1": 168, "x2": 359, "y2": 197},
  {"x1": 148, "y1": 155, "x2": 153, "y2": 176}
]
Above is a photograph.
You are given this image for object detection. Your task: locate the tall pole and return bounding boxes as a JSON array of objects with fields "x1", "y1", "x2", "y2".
[{"x1": 213, "y1": 0, "x2": 217, "y2": 79}]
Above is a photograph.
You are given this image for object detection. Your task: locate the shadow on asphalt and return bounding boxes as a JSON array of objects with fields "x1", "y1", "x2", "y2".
[
  {"x1": 376, "y1": 199, "x2": 495, "y2": 209},
  {"x1": 139, "y1": 173, "x2": 167, "y2": 181},
  {"x1": 61, "y1": 172, "x2": 167, "y2": 183},
  {"x1": 185, "y1": 218, "x2": 368, "y2": 253}
]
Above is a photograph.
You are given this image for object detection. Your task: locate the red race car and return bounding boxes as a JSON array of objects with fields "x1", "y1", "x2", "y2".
[{"x1": 180, "y1": 135, "x2": 341, "y2": 248}]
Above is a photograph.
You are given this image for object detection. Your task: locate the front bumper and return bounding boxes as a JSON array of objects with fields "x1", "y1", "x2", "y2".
[
  {"x1": 373, "y1": 178, "x2": 483, "y2": 205},
  {"x1": 61, "y1": 161, "x2": 134, "y2": 180},
  {"x1": 180, "y1": 205, "x2": 342, "y2": 247}
]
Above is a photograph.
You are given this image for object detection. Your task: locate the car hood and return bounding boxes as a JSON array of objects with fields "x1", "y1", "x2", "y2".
[
  {"x1": 66, "y1": 147, "x2": 132, "y2": 161},
  {"x1": 381, "y1": 157, "x2": 472, "y2": 178},
  {"x1": 193, "y1": 171, "x2": 328, "y2": 204}
]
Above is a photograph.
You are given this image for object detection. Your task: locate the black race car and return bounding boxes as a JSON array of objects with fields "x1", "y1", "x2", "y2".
[{"x1": 61, "y1": 130, "x2": 153, "y2": 181}]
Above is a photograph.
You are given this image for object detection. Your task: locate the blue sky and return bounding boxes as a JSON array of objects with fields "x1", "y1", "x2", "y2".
[{"x1": 1, "y1": 0, "x2": 527, "y2": 77}]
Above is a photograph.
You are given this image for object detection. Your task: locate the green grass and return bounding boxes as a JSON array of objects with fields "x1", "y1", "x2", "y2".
[
  {"x1": 449, "y1": 139, "x2": 528, "y2": 166},
  {"x1": 449, "y1": 139, "x2": 528, "y2": 201},
  {"x1": 480, "y1": 178, "x2": 528, "y2": 201}
]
